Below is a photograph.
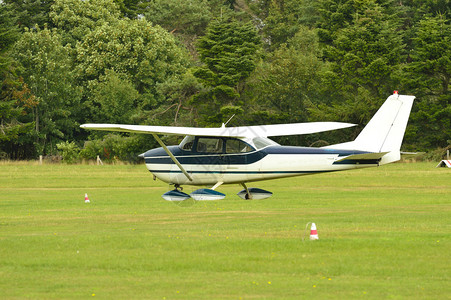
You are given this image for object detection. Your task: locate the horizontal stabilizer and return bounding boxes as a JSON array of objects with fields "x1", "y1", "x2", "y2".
[{"x1": 335, "y1": 152, "x2": 389, "y2": 162}]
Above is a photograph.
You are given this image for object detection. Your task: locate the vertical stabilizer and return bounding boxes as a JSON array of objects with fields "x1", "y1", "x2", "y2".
[
  {"x1": 354, "y1": 93, "x2": 415, "y2": 152},
  {"x1": 326, "y1": 93, "x2": 415, "y2": 154}
]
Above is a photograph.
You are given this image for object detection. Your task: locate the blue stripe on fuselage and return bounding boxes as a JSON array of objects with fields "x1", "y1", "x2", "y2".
[
  {"x1": 143, "y1": 145, "x2": 369, "y2": 165},
  {"x1": 144, "y1": 146, "x2": 267, "y2": 165},
  {"x1": 148, "y1": 169, "x2": 333, "y2": 175}
]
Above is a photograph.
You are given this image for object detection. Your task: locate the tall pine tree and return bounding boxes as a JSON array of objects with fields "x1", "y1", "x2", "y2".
[{"x1": 193, "y1": 16, "x2": 261, "y2": 126}]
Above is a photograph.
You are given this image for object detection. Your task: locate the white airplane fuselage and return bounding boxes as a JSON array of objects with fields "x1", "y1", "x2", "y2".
[
  {"x1": 143, "y1": 141, "x2": 378, "y2": 186},
  {"x1": 81, "y1": 93, "x2": 415, "y2": 200}
]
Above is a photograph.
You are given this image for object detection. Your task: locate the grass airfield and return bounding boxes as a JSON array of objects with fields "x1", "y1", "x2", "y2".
[{"x1": 0, "y1": 162, "x2": 449, "y2": 299}]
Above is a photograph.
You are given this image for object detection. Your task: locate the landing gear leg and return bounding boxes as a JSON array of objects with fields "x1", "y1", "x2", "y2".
[{"x1": 240, "y1": 183, "x2": 252, "y2": 200}]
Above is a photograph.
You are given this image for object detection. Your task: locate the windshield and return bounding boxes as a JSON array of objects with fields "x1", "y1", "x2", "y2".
[
  {"x1": 252, "y1": 137, "x2": 279, "y2": 149},
  {"x1": 179, "y1": 136, "x2": 195, "y2": 151}
]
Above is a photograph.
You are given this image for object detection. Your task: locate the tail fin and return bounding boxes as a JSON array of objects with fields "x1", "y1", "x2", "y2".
[{"x1": 326, "y1": 93, "x2": 415, "y2": 162}]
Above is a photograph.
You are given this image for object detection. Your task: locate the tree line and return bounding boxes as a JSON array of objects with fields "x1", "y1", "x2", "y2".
[{"x1": 0, "y1": 0, "x2": 449, "y2": 162}]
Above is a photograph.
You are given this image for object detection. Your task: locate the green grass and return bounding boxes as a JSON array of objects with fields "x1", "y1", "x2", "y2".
[{"x1": 0, "y1": 162, "x2": 449, "y2": 299}]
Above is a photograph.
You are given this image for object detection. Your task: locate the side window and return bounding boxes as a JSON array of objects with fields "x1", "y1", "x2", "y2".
[
  {"x1": 226, "y1": 139, "x2": 253, "y2": 153},
  {"x1": 197, "y1": 138, "x2": 223, "y2": 153}
]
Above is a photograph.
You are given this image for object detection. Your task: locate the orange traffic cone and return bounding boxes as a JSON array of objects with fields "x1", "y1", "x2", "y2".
[
  {"x1": 309, "y1": 223, "x2": 319, "y2": 240},
  {"x1": 84, "y1": 193, "x2": 90, "y2": 203}
]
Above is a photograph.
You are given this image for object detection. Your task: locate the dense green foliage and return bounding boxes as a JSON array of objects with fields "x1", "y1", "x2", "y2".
[{"x1": 0, "y1": 0, "x2": 449, "y2": 160}]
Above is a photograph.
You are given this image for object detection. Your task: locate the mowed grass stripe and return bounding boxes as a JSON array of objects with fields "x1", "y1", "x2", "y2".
[{"x1": 0, "y1": 162, "x2": 449, "y2": 299}]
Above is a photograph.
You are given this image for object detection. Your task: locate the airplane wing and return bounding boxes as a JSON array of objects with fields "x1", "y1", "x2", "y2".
[{"x1": 80, "y1": 122, "x2": 355, "y2": 138}]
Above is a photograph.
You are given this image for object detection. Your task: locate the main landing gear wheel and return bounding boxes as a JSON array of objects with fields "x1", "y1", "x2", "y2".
[
  {"x1": 238, "y1": 183, "x2": 252, "y2": 200},
  {"x1": 237, "y1": 183, "x2": 273, "y2": 200}
]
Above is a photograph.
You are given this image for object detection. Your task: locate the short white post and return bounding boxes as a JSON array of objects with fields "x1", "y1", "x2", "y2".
[
  {"x1": 39, "y1": 155, "x2": 43, "y2": 165},
  {"x1": 97, "y1": 155, "x2": 103, "y2": 165}
]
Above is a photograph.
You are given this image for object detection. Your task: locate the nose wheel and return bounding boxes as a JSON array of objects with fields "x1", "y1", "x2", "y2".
[{"x1": 162, "y1": 184, "x2": 190, "y2": 201}]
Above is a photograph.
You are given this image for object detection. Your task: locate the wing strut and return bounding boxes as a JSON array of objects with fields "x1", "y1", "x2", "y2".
[{"x1": 151, "y1": 134, "x2": 193, "y2": 182}]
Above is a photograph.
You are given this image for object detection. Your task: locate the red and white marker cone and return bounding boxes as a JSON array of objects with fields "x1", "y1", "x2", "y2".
[
  {"x1": 309, "y1": 223, "x2": 319, "y2": 240},
  {"x1": 84, "y1": 193, "x2": 90, "y2": 203}
]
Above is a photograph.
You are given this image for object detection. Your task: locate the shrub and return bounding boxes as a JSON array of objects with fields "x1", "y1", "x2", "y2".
[{"x1": 56, "y1": 141, "x2": 80, "y2": 163}]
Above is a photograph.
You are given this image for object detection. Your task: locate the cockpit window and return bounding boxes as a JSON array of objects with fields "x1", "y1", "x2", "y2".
[
  {"x1": 252, "y1": 137, "x2": 279, "y2": 149},
  {"x1": 197, "y1": 137, "x2": 223, "y2": 153},
  {"x1": 226, "y1": 139, "x2": 253, "y2": 153},
  {"x1": 182, "y1": 136, "x2": 258, "y2": 153},
  {"x1": 179, "y1": 136, "x2": 195, "y2": 151}
]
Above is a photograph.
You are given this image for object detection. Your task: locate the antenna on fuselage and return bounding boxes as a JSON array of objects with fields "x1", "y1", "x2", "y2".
[{"x1": 221, "y1": 114, "x2": 236, "y2": 128}]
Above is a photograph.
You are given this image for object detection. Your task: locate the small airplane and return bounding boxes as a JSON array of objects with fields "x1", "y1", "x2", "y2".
[{"x1": 81, "y1": 92, "x2": 415, "y2": 201}]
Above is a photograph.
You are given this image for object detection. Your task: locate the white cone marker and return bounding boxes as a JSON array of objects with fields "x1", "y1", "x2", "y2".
[
  {"x1": 310, "y1": 223, "x2": 319, "y2": 240},
  {"x1": 84, "y1": 193, "x2": 90, "y2": 203}
]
